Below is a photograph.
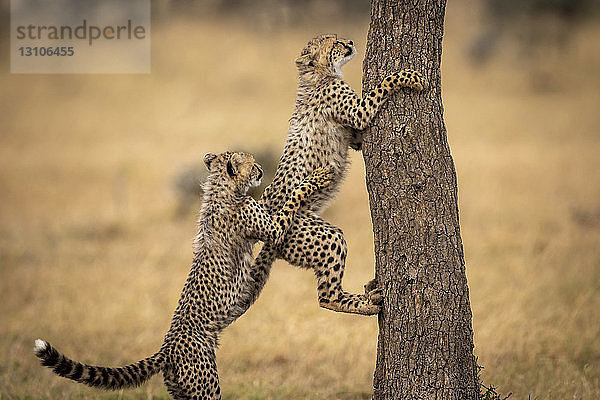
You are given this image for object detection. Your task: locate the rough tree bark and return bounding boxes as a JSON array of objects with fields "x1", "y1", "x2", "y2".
[{"x1": 361, "y1": 1, "x2": 480, "y2": 399}]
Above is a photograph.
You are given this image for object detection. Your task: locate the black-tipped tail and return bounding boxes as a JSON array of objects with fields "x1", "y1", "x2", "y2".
[{"x1": 34, "y1": 339, "x2": 163, "y2": 390}]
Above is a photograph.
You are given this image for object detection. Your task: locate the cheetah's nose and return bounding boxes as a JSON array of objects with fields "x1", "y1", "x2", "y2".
[{"x1": 348, "y1": 40, "x2": 354, "y2": 46}]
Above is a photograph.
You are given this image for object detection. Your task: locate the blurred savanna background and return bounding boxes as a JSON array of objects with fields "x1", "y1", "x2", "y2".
[{"x1": 1, "y1": 0, "x2": 599, "y2": 398}]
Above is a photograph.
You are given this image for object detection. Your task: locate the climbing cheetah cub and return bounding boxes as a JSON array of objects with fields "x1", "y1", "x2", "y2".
[
  {"x1": 230, "y1": 34, "x2": 427, "y2": 318},
  {"x1": 34, "y1": 151, "x2": 332, "y2": 400}
]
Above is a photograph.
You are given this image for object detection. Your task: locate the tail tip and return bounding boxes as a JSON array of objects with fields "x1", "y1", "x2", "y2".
[{"x1": 34, "y1": 339, "x2": 48, "y2": 355}]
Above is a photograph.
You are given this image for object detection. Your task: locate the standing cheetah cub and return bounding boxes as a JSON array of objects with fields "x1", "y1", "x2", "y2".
[
  {"x1": 232, "y1": 34, "x2": 427, "y2": 317},
  {"x1": 34, "y1": 151, "x2": 332, "y2": 399}
]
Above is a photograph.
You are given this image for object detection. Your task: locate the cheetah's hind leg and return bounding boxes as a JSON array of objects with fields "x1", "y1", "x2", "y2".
[
  {"x1": 163, "y1": 338, "x2": 221, "y2": 400},
  {"x1": 279, "y1": 212, "x2": 383, "y2": 316}
]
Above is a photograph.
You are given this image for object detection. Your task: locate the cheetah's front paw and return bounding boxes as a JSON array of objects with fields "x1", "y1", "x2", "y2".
[
  {"x1": 408, "y1": 70, "x2": 428, "y2": 91},
  {"x1": 391, "y1": 69, "x2": 429, "y2": 92},
  {"x1": 308, "y1": 167, "x2": 334, "y2": 191}
]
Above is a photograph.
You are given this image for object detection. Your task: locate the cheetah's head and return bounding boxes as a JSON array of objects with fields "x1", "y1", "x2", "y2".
[
  {"x1": 204, "y1": 151, "x2": 263, "y2": 194},
  {"x1": 295, "y1": 34, "x2": 356, "y2": 78}
]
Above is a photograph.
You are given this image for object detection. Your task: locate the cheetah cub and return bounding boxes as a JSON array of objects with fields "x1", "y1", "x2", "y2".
[
  {"x1": 34, "y1": 151, "x2": 332, "y2": 400},
  {"x1": 234, "y1": 34, "x2": 427, "y2": 317}
]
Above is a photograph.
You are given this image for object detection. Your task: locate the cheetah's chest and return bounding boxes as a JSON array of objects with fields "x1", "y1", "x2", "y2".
[{"x1": 285, "y1": 113, "x2": 350, "y2": 211}]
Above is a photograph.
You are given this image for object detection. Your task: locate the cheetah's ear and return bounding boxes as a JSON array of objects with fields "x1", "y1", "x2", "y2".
[
  {"x1": 226, "y1": 159, "x2": 236, "y2": 177},
  {"x1": 295, "y1": 52, "x2": 315, "y2": 68},
  {"x1": 226, "y1": 153, "x2": 243, "y2": 178},
  {"x1": 204, "y1": 153, "x2": 217, "y2": 171}
]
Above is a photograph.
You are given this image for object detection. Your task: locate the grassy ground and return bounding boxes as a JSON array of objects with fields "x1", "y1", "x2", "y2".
[{"x1": 1, "y1": 5, "x2": 599, "y2": 400}]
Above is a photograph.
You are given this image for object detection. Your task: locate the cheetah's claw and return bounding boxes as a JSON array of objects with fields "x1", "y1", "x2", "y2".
[{"x1": 273, "y1": 232, "x2": 285, "y2": 248}]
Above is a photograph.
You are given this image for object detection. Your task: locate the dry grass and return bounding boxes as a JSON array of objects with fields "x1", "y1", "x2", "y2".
[{"x1": 1, "y1": 5, "x2": 599, "y2": 400}]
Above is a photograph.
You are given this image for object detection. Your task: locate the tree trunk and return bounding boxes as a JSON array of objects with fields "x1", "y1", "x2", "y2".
[{"x1": 361, "y1": 1, "x2": 480, "y2": 399}]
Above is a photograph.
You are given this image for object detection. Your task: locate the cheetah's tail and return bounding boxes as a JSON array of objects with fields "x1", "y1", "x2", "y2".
[{"x1": 34, "y1": 339, "x2": 164, "y2": 390}]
